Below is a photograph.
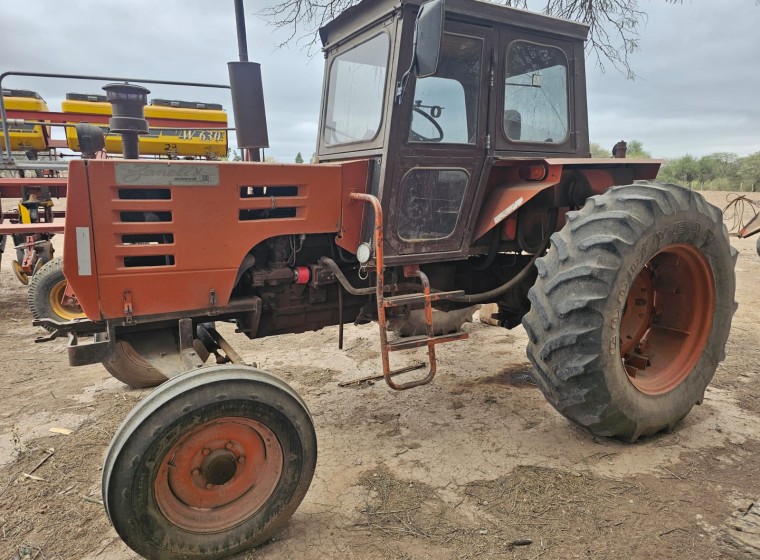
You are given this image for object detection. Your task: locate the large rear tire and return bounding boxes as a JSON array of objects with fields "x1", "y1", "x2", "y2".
[
  {"x1": 28, "y1": 257, "x2": 86, "y2": 329},
  {"x1": 103, "y1": 365, "x2": 317, "y2": 560},
  {"x1": 522, "y1": 182, "x2": 737, "y2": 440}
]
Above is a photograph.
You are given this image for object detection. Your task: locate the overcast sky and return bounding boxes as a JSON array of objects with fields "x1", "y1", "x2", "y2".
[{"x1": 2, "y1": 0, "x2": 758, "y2": 161}]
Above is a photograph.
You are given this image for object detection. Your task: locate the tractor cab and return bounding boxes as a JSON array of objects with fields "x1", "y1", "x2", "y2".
[{"x1": 317, "y1": 0, "x2": 590, "y2": 265}]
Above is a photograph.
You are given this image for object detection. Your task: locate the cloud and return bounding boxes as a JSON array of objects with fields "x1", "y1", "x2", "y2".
[
  {"x1": 1, "y1": 0, "x2": 323, "y2": 161},
  {"x1": 3, "y1": 0, "x2": 759, "y2": 159},
  {"x1": 586, "y1": 0, "x2": 760, "y2": 157}
]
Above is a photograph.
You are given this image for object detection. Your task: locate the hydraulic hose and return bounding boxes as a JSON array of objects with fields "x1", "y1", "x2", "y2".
[
  {"x1": 470, "y1": 229, "x2": 500, "y2": 272},
  {"x1": 319, "y1": 257, "x2": 423, "y2": 297},
  {"x1": 319, "y1": 257, "x2": 376, "y2": 296},
  {"x1": 448, "y1": 235, "x2": 551, "y2": 304},
  {"x1": 322, "y1": 204, "x2": 555, "y2": 306}
]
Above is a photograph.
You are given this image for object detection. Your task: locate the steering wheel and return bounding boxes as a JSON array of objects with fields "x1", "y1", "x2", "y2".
[{"x1": 410, "y1": 106, "x2": 444, "y2": 143}]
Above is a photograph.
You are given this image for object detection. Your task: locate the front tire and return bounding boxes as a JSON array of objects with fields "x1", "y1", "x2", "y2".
[
  {"x1": 522, "y1": 182, "x2": 737, "y2": 440},
  {"x1": 103, "y1": 365, "x2": 317, "y2": 560},
  {"x1": 28, "y1": 257, "x2": 86, "y2": 328}
]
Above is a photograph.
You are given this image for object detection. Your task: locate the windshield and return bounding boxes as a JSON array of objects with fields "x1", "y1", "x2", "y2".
[
  {"x1": 504, "y1": 41, "x2": 569, "y2": 144},
  {"x1": 322, "y1": 33, "x2": 390, "y2": 146}
]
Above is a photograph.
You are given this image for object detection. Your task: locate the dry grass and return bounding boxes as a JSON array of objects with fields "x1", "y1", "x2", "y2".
[
  {"x1": 0, "y1": 392, "x2": 140, "y2": 560},
  {"x1": 349, "y1": 462, "x2": 736, "y2": 560}
]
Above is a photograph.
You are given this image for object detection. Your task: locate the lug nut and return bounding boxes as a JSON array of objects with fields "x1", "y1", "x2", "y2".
[
  {"x1": 192, "y1": 468, "x2": 200, "y2": 476},
  {"x1": 206, "y1": 483, "x2": 213, "y2": 489},
  {"x1": 202, "y1": 448, "x2": 210, "y2": 456},
  {"x1": 225, "y1": 442, "x2": 233, "y2": 450},
  {"x1": 238, "y1": 456, "x2": 245, "y2": 464}
]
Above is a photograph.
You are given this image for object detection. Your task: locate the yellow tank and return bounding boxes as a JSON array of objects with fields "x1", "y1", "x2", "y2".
[
  {"x1": 0, "y1": 89, "x2": 50, "y2": 151},
  {"x1": 62, "y1": 94, "x2": 228, "y2": 158}
]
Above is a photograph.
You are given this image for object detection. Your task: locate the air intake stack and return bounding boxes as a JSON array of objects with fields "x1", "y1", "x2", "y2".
[{"x1": 103, "y1": 83, "x2": 150, "y2": 160}]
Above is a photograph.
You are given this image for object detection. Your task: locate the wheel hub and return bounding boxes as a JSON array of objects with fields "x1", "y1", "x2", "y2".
[
  {"x1": 620, "y1": 244, "x2": 715, "y2": 395},
  {"x1": 155, "y1": 417, "x2": 283, "y2": 533},
  {"x1": 620, "y1": 268, "x2": 654, "y2": 357},
  {"x1": 49, "y1": 279, "x2": 84, "y2": 320},
  {"x1": 200, "y1": 449, "x2": 239, "y2": 486}
]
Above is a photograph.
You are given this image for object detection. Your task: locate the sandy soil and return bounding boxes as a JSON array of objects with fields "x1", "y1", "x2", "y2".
[{"x1": 0, "y1": 191, "x2": 758, "y2": 560}]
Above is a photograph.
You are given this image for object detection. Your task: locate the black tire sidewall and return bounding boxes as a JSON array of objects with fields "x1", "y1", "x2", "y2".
[
  {"x1": 94, "y1": 332, "x2": 168, "y2": 388},
  {"x1": 106, "y1": 379, "x2": 316, "y2": 560},
  {"x1": 28, "y1": 257, "x2": 74, "y2": 324},
  {"x1": 596, "y1": 206, "x2": 735, "y2": 431}
]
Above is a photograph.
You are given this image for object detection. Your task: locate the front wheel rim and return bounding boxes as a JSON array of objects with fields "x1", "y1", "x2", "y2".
[
  {"x1": 154, "y1": 416, "x2": 283, "y2": 533},
  {"x1": 48, "y1": 280, "x2": 85, "y2": 320},
  {"x1": 619, "y1": 244, "x2": 715, "y2": 395},
  {"x1": 12, "y1": 261, "x2": 28, "y2": 285}
]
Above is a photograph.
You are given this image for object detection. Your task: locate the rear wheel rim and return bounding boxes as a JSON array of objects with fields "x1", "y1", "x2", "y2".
[
  {"x1": 154, "y1": 417, "x2": 283, "y2": 533},
  {"x1": 48, "y1": 280, "x2": 85, "y2": 320},
  {"x1": 620, "y1": 244, "x2": 715, "y2": 395}
]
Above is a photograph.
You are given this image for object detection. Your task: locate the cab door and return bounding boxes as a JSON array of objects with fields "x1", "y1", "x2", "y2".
[{"x1": 384, "y1": 21, "x2": 493, "y2": 263}]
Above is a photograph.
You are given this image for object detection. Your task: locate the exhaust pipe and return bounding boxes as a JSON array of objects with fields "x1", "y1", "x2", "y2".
[{"x1": 229, "y1": 0, "x2": 269, "y2": 161}]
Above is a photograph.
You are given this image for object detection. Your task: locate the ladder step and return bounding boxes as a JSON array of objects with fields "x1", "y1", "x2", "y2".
[
  {"x1": 383, "y1": 290, "x2": 465, "y2": 307},
  {"x1": 387, "y1": 331, "x2": 468, "y2": 352}
]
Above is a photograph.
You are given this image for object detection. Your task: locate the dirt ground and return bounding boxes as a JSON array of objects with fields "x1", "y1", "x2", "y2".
[{"x1": 0, "y1": 191, "x2": 759, "y2": 560}]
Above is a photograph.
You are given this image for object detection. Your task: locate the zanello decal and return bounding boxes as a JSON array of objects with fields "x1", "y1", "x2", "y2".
[{"x1": 115, "y1": 163, "x2": 220, "y2": 186}]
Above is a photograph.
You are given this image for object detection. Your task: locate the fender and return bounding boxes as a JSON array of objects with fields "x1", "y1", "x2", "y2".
[{"x1": 472, "y1": 157, "x2": 661, "y2": 242}]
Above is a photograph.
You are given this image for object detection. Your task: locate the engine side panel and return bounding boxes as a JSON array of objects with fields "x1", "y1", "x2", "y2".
[{"x1": 63, "y1": 159, "x2": 363, "y2": 320}]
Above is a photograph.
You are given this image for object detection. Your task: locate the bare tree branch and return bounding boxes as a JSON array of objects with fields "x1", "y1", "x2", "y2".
[
  {"x1": 258, "y1": 0, "x2": 705, "y2": 78},
  {"x1": 259, "y1": 0, "x2": 358, "y2": 52}
]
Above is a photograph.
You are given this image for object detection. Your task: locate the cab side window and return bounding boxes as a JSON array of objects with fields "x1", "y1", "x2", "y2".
[{"x1": 504, "y1": 41, "x2": 569, "y2": 144}]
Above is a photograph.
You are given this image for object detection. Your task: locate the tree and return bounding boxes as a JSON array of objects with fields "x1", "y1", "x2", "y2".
[
  {"x1": 659, "y1": 155, "x2": 699, "y2": 188},
  {"x1": 590, "y1": 139, "x2": 649, "y2": 158},
  {"x1": 261, "y1": 0, "x2": 683, "y2": 77},
  {"x1": 590, "y1": 142, "x2": 610, "y2": 158},
  {"x1": 295, "y1": 152, "x2": 304, "y2": 163},
  {"x1": 708, "y1": 152, "x2": 741, "y2": 182},
  {"x1": 739, "y1": 152, "x2": 760, "y2": 192},
  {"x1": 626, "y1": 140, "x2": 651, "y2": 159},
  {"x1": 696, "y1": 155, "x2": 717, "y2": 189}
]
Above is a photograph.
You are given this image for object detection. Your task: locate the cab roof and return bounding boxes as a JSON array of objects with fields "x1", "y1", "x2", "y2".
[{"x1": 320, "y1": 0, "x2": 589, "y2": 49}]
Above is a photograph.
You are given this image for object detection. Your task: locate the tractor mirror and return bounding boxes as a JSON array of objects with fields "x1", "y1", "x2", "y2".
[
  {"x1": 74, "y1": 123, "x2": 105, "y2": 158},
  {"x1": 394, "y1": 0, "x2": 445, "y2": 103},
  {"x1": 414, "y1": 0, "x2": 444, "y2": 78}
]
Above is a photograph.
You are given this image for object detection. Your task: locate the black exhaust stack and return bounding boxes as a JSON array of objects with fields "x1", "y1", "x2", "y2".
[
  {"x1": 103, "y1": 83, "x2": 150, "y2": 160},
  {"x1": 229, "y1": 0, "x2": 269, "y2": 162}
]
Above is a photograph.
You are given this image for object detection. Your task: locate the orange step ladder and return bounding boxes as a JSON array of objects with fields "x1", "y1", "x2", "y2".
[{"x1": 350, "y1": 192, "x2": 468, "y2": 390}]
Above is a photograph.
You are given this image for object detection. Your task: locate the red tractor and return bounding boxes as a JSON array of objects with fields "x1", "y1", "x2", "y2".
[{"x1": 38, "y1": 0, "x2": 736, "y2": 558}]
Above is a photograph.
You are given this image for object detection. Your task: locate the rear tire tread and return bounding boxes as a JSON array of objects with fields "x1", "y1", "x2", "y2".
[{"x1": 523, "y1": 182, "x2": 737, "y2": 440}]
